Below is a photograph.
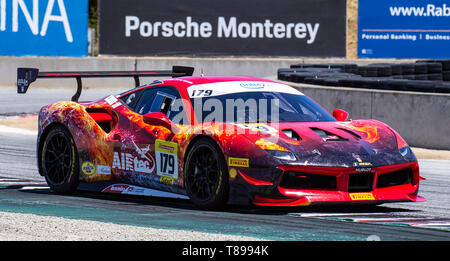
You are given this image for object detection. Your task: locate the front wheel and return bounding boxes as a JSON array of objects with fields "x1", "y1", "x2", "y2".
[
  {"x1": 41, "y1": 125, "x2": 79, "y2": 193},
  {"x1": 184, "y1": 138, "x2": 229, "y2": 209}
]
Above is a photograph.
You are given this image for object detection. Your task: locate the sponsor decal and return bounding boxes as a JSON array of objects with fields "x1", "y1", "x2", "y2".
[
  {"x1": 187, "y1": 81, "x2": 303, "y2": 98},
  {"x1": 112, "y1": 143, "x2": 155, "y2": 174},
  {"x1": 240, "y1": 82, "x2": 265, "y2": 89},
  {"x1": 105, "y1": 95, "x2": 122, "y2": 109},
  {"x1": 97, "y1": 164, "x2": 111, "y2": 175},
  {"x1": 228, "y1": 157, "x2": 249, "y2": 168},
  {"x1": 353, "y1": 162, "x2": 373, "y2": 167},
  {"x1": 349, "y1": 192, "x2": 375, "y2": 201},
  {"x1": 105, "y1": 95, "x2": 118, "y2": 105},
  {"x1": 17, "y1": 79, "x2": 28, "y2": 87},
  {"x1": 102, "y1": 184, "x2": 133, "y2": 194},
  {"x1": 160, "y1": 176, "x2": 174, "y2": 185},
  {"x1": 352, "y1": 154, "x2": 372, "y2": 167},
  {"x1": 101, "y1": 183, "x2": 190, "y2": 199},
  {"x1": 229, "y1": 168, "x2": 238, "y2": 180},
  {"x1": 111, "y1": 102, "x2": 121, "y2": 109},
  {"x1": 355, "y1": 167, "x2": 372, "y2": 172},
  {"x1": 81, "y1": 161, "x2": 96, "y2": 175},
  {"x1": 155, "y1": 139, "x2": 179, "y2": 180}
]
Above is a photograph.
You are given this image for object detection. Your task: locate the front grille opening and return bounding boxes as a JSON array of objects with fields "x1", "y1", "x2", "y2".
[
  {"x1": 376, "y1": 168, "x2": 413, "y2": 188},
  {"x1": 280, "y1": 171, "x2": 336, "y2": 190},
  {"x1": 348, "y1": 173, "x2": 374, "y2": 192}
]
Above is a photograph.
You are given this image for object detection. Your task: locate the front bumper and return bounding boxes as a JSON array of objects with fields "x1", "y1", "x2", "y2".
[{"x1": 232, "y1": 161, "x2": 425, "y2": 206}]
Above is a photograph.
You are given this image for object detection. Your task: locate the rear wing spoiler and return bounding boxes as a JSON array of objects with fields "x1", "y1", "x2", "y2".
[{"x1": 17, "y1": 66, "x2": 194, "y2": 102}]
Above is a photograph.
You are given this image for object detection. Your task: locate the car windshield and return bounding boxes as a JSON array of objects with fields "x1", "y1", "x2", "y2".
[{"x1": 190, "y1": 92, "x2": 336, "y2": 123}]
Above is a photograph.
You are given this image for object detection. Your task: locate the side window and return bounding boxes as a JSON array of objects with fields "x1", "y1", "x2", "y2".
[
  {"x1": 149, "y1": 91, "x2": 177, "y2": 117},
  {"x1": 134, "y1": 88, "x2": 161, "y2": 115},
  {"x1": 135, "y1": 87, "x2": 188, "y2": 125},
  {"x1": 119, "y1": 89, "x2": 145, "y2": 110}
]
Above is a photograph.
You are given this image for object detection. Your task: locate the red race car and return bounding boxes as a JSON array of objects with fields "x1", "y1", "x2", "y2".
[{"x1": 17, "y1": 66, "x2": 425, "y2": 208}]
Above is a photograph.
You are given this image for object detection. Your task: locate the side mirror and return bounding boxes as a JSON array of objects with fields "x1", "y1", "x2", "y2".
[
  {"x1": 332, "y1": 109, "x2": 349, "y2": 121},
  {"x1": 143, "y1": 112, "x2": 179, "y2": 133}
]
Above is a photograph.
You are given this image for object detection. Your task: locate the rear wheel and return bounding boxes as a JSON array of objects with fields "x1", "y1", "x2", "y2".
[
  {"x1": 41, "y1": 125, "x2": 79, "y2": 193},
  {"x1": 184, "y1": 138, "x2": 228, "y2": 209}
]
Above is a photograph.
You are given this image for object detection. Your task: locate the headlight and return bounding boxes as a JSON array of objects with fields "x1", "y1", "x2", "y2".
[
  {"x1": 265, "y1": 149, "x2": 296, "y2": 161},
  {"x1": 399, "y1": 146, "x2": 412, "y2": 157}
]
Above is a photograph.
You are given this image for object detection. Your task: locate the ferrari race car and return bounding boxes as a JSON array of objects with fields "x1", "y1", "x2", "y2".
[{"x1": 17, "y1": 66, "x2": 425, "y2": 208}]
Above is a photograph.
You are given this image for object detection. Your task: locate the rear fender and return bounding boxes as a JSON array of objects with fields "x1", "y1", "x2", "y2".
[{"x1": 39, "y1": 101, "x2": 114, "y2": 182}]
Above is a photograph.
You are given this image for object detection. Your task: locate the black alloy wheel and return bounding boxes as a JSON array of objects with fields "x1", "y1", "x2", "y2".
[
  {"x1": 41, "y1": 125, "x2": 79, "y2": 193},
  {"x1": 185, "y1": 138, "x2": 228, "y2": 208}
]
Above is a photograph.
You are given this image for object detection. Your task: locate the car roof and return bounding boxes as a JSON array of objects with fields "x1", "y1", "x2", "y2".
[{"x1": 166, "y1": 76, "x2": 277, "y2": 88}]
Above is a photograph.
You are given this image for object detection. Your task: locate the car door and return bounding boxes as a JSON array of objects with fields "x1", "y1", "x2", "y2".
[{"x1": 111, "y1": 86, "x2": 186, "y2": 191}]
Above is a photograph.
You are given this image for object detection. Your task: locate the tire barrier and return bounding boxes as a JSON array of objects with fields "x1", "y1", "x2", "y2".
[{"x1": 278, "y1": 60, "x2": 450, "y2": 93}]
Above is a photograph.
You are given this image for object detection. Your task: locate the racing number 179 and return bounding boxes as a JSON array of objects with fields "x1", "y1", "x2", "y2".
[
  {"x1": 160, "y1": 153, "x2": 175, "y2": 175},
  {"x1": 155, "y1": 139, "x2": 178, "y2": 179},
  {"x1": 191, "y1": 89, "x2": 213, "y2": 97}
]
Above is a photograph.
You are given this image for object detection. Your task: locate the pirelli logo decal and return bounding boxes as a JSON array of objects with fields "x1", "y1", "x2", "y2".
[
  {"x1": 228, "y1": 157, "x2": 249, "y2": 168},
  {"x1": 349, "y1": 192, "x2": 375, "y2": 201}
]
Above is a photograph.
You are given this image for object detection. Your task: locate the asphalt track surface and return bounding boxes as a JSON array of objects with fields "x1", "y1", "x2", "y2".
[{"x1": 1, "y1": 87, "x2": 449, "y2": 241}]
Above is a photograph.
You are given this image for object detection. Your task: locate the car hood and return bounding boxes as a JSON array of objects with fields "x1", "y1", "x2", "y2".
[{"x1": 230, "y1": 120, "x2": 414, "y2": 168}]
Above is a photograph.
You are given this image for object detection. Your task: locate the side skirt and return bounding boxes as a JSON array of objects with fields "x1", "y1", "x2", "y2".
[{"x1": 77, "y1": 181, "x2": 189, "y2": 200}]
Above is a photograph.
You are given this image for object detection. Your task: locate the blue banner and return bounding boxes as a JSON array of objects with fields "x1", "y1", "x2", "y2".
[
  {"x1": 0, "y1": 0, "x2": 88, "y2": 57},
  {"x1": 358, "y1": 0, "x2": 450, "y2": 59}
]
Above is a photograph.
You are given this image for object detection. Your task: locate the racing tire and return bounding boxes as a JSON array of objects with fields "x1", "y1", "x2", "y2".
[
  {"x1": 440, "y1": 60, "x2": 450, "y2": 71},
  {"x1": 41, "y1": 125, "x2": 79, "y2": 194},
  {"x1": 427, "y1": 73, "x2": 443, "y2": 81},
  {"x1": 390, "y1": 64, "x2": 403, "y2": 75},
  {"x1": 184, "y1": 138, "x2": 229, "y2": 209},
  {"x1": 400, "y1": 64, "x2": 415, "y2": 75},
  {"x1": 413, "y1": 63, "x2": 427, "y2": 74},
  {"x1": 426, "y1": 63, "x2": 443, "y2": 74}
]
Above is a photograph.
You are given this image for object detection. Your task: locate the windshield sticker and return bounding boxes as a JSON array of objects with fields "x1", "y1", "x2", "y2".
[{"x1": 187, "y1": 81, "x2": 303, "y2": 98}]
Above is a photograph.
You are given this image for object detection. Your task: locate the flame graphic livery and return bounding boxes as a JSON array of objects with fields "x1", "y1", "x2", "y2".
[
  {"x1": 344, "y1": 122, "x2": 380, "y2": 143},
  {"x1": 34, "y1": 75, "x2": 422, "y2": 207}
]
